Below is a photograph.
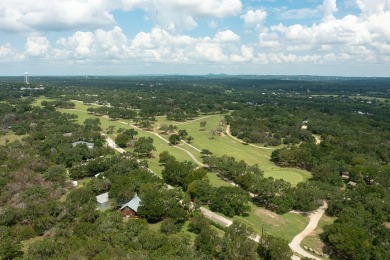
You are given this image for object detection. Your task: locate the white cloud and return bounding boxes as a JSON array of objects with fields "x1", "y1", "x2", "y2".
[
  {"x1": 322, "y1": 0, "x2": 338, "y2": 20},
  {"x1": 25, "y1": 36, "x2": 50, "y2": 56},
  {"x1": 241, "y1": 10, "x2": 267, "y2": 26},
  {"x1": 277, "y1": 0, "x2": 337, "y2": 21},
  {"x1": 214, "y1": 30, "x2": 240, "y2": 42},
  {"x1": 0, "y1": 44, "x2": 25, "y2": 61},
  {"x1": 55, "y1": 26, "x2": 131, "y2": 60},
  {"x1": 0, "y1": 0, "x2": 115, "y2": 33},
  {"x1": 231, "y1": 45, "x2": 254, "y2": 62},
  {"x1": 0, "y1": 0, "x2": 242, "y2": 33},
  {"x1": 356, "y1": 0, "x2": 390, "y2": 15},
  {"x1": 160, "y1": 0, "x2": 242, "y2": 18}
]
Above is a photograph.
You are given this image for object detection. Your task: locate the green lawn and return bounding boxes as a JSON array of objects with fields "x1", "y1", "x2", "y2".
[
  {"x1": 202, "y1": 202, "x2": 308, "y2": 242},
  {"x1": 170, "y1": 114, "x2": 311, "y2": 185},
  {"x1": 233, "y1": 202, "x2": 308, "y2": 242}
]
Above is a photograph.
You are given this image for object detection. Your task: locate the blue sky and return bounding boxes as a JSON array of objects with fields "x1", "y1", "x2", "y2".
[{"x1": 0, "y1": 0, "x2": 389, "y2": 76}]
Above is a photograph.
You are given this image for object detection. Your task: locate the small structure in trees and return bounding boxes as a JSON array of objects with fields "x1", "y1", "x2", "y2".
[
  {"x1": 72, "y1": 141, "x2": 94, "y2": 149},
  {"x1": 96, "y1": 192, "x2": 109, "y2": 210},
  {"x1": 340, "y1": 171, "x2": 350, "y2": 180},
  {"x1": 120, "y1": 194, "x2": 142, "y2": 218}
]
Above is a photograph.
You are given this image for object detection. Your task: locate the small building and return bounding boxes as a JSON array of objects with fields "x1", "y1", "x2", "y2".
[
  {"x1": 72, "y1": 141, "x2": 94, "y2": 149},
  {"x1": 348, "y1": 181, "x2": 357, "y2": 187},
  {"x1": 120, "y1": 195, "x2": 142, "y2": 218},
  {"x1": 340, "y1": 171, "x2": 350, "y2": 180},
  {"x1": 63, "y1": 132, "x2": 73, "y2": 137},
  {"x1": 96, "y1": 192, "x2": 110, "y2": 210}
]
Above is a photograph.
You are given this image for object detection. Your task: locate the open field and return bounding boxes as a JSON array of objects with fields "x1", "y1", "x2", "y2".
[
  {"x1": 234, "y1": 202, "x2": 309, "y2": 242},
  {"x1": 202, "y1": 202, "x2": 309, "y2": 242}
]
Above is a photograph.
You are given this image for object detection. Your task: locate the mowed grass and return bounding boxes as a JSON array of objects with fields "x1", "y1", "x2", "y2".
[
  {"x1": 233, "y1": 202, "x2": 309, "y2": 242},
  {"x1": 169, "y1": 114, "x2": 311, "y2": 185}
]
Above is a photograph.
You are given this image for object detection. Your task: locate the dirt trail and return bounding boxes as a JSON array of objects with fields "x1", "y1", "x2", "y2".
[{"x1": 289, "y1": 201, "x2": 328, "y2": 260}]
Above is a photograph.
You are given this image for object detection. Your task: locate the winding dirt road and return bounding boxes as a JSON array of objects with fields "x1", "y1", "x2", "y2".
[
  {"x1": 289, "y1": 201, "x2": 328, "y2": 260},
  {"x1": 87, "y1": 110, "x2": 327, "y2": 260}
]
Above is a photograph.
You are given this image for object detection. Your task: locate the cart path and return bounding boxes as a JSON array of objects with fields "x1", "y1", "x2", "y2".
[
  {"x1": 225, "y1": 125, "x2": 273, "y2": 150},
  {"x1": 289, "y1": 201, "x2": 328, "y2": 260},
  {"x1": 112, "y1": 119, "x2": 205, "y2": 167}
]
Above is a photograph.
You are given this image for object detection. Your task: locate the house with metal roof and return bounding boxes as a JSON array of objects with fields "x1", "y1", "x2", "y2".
[{"x1": 120, "y1": 194, "x2": 142, "y2": 218}]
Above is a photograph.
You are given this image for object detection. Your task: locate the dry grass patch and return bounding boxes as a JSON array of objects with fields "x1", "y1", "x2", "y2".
[{"x1": 253, "y1": 208, "x2": 286, "y2": 226}]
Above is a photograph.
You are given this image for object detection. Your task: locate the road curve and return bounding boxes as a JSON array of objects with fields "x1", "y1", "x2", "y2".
[
  {"x1": 225, "y1": 125, "x2": 273, "y2": 151},
  {"x1": 289, "y1": 201, "x2": 328, "y2": 260}
]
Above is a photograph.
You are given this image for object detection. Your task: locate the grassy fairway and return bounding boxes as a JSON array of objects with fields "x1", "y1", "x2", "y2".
[
  {"x1": 58, "y1": 105, "x2": 310, "y2": 185},
  {"x1": 170, "y1": 114, "x2": 311, "y2": 185}
]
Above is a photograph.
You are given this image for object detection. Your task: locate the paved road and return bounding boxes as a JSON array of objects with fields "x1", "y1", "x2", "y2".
[
  {"x1": 200, "y1": 207, "x2": 233, "y2": 227},
  {"x1": 105, "y1": 136, "x2": 125, "y2": 153},
  {"x1": 99, "y1": 113, "x2": 326, "y2": 260},
  {"x1": 289, "y1": 201, "x2": 328, "y2": 260}
]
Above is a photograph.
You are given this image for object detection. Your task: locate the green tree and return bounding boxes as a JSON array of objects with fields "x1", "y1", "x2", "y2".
[
  {"x1": 159, "y1": 151, "x2": 175, "y2": 165},
  {"x1": 209, "y1": 186, "x2": 250, "y2": 217},
  {"x1": 133, "y1": 137, "x2": 155, "y2": 157},
  {"x1": 0, "y1": 237, "x2": 23, "y2": 259},
  {"x1": 258, "y1": 234, "x2": 292, "y2": 260},
  {"x1": 200, "y1": 121, "x2": 207, "y2": 130},
  {"x1": 43, "y1": 165, "x2": 67, "y2": 185},
  {"x1": 169, "y1": 134, "x2": 181, "y2": 145},
  {"x1": 220, "y1": 221, "x2": 258, "y2": 260},
  {"x1": 178, "y1": 129, "x2": 188, "y2": 139}
]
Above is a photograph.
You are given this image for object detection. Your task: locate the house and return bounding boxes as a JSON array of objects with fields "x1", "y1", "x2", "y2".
[
  {"x1": 96, "y1": 192, "x2": 110, "y2": 210},
  {"x1": 72, "y1": 141, "x2": 94, "y2": 149},
  {"x1": 120, "y1": 195, "x2": 142, "y2": 218}
]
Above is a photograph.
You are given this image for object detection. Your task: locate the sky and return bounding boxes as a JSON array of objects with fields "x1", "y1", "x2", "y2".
[{"x1": 0, "y1": 0, "x2": 390, "y2": 77}]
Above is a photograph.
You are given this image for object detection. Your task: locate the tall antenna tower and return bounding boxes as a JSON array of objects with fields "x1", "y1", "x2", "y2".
[{"x1": 24, "y1": 72, "x2": 30, "y2": 85}]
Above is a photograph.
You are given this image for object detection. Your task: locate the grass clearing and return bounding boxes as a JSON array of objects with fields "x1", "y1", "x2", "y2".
[
  {"x1": 0, "y1": 131, "x2": 27, "y2": 145},
  {"x1": 31, "y1": 96, "x2": 51, "y2": 107},
  {"x1": 233, "y1": 202, "x2": 309, "y2": 242}
]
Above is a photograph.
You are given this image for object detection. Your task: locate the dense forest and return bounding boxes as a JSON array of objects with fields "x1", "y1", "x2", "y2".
[{"x1": 0, "y1": 76, "x2": 390, "y2": 259}]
